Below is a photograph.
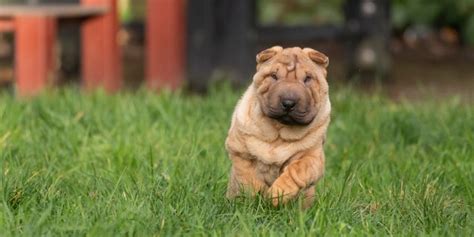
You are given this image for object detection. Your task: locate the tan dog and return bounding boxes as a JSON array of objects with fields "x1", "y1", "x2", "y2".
[{"x1": 225, "y1": 46, "x2": 331, "y2": 207}]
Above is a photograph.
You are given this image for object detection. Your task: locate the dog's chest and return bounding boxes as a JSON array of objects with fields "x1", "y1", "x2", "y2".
[
  {"x1": 244, "y1": 134, "x2": 310, "y2": 166},
  {"x1": 255, "y1": 161, "x2": 283, "y2": 186}
]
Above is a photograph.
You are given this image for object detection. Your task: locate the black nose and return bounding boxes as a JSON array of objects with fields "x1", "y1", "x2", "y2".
[{"x1": 281, "y1": 99, "x2": 296, "y2": 110}]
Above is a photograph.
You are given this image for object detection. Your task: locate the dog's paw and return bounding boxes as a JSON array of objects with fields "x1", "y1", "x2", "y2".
[
  {"x1": 267, "y1": 185, "x2": 284, "y2": 207},
  {"x1": 267, "y1": 183, "x2": 298, "y2": 207}
]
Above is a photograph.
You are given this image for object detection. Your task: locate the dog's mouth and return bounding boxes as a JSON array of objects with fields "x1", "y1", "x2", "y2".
[{"x1": 266, "y1": 110, "x2": 315, "y2": 126}]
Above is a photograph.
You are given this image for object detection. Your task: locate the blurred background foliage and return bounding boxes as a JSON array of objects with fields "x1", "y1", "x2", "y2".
[
  {"x1": 392, "y1": 0, "x2": 474, "y2": 45},
  {"x1": 2, "y1": 0, "x2": 473, "y2": 45},
  {"x1": 257, "y1": 0, "x2": 474, "y2": 45},
  {"x1": 258, "y1": 0, "x2": 345, "y2": 26},
  {"x1": 0, "y1": 0, "x2": 472, "y2": 48},
  {"x1": 115, "y1": 0, "x2": 474, "y2": 45},
  {"x1": 118, "y1": 0, "x2": 145, "y2": 22}
]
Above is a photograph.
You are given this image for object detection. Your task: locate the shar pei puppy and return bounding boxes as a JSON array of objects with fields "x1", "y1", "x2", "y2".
[{"x1": 225, "y1": 46, "x2": 331, "y2": 208}]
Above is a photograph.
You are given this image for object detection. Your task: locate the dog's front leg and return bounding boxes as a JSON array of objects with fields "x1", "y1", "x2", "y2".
[
  {"x1": 268, "y1": 149, "x2": 325, "y2": 206},
  {"x1": 226, "y1": 155, "x2": 267, "y2": 199}
]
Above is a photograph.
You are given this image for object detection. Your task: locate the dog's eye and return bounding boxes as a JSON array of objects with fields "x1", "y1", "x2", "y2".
[
  {"x1": 270, "y1": 73, "x2": 278, "y2": 80},
  {"x1": 304, "y1": 75, "x2": 313, "y2": 84}
]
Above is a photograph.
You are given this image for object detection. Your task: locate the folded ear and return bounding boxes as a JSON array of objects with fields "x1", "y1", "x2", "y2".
[
  {"x1": 256, "y1": 46, "x2": 283, "y2": 65},
  {"x1": 303, "y1": 48, "x2": 329, "y2": 68}
]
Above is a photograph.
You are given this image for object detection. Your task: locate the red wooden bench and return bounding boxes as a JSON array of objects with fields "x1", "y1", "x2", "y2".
[
  {"x1": 0, "y1": 0, "x2": 121, "y2": 96},
  {"x1": 1, "y1": 0, "x2": 186, "y2": 96}
]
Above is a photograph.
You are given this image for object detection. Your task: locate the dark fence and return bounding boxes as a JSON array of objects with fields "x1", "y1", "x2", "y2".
[{"x1": 187, "y1": 0, "x2": 391, "y2": 91}]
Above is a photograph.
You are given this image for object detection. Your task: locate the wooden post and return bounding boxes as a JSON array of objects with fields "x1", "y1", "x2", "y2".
[
  {"x1": 15, "y1": 16, "x2": 56, "y2": 97},
  {"x1": 81, "y1": 0, "x2": 122, "y2": 91},
  {"x1": 146, "y1": 0, "x2": 185, "y2": 90},
  {"x1": 0, "y1": 19, "x2": 15, "y2": 32}
]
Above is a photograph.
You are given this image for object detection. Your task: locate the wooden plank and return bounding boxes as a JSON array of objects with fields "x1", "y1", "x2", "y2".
[
  {"x1": 81, "y1": 0, "x2": 122, "y2": 92},
  {"x1": 15, "y1": 16, "x2": 56, "y2": 97},
  {"x1": 146, "y1": 0, "x2": 185, "y2": 90},
  {"x1": 0, "y1": 19, "x2": 15, "y2": 32},
  {"x1": 0, "y1": 5, "x2": 107, "y2": 18}
]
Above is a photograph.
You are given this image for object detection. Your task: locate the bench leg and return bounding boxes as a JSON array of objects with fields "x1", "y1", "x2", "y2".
[
  {"x1": 81, "y1": 0, "x2": 122, "y2": 92},
  {"x1": 146, "y1": 0, "x2": 185, "y2": 90},
  {"x1": 15, "y1": 16, "x2": 56, "y2": 97}
]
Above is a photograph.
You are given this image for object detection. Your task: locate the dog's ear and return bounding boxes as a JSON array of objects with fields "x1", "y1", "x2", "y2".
[
  {"x1": 256, "y1": 46, "x2": 282, "y2": 65},
  {"x1": 303, "y1": 48, "x2": 329, "y2": 68}
]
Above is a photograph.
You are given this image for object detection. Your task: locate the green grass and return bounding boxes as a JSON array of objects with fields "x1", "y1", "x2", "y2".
[{"x1": 0, "y1": 86, "x2": 473, "y2": 236}]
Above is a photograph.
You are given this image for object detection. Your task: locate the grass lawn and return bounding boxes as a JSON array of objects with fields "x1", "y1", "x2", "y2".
[{"x1": 0, "y1": 86, "x2": 473, "y2": 236}]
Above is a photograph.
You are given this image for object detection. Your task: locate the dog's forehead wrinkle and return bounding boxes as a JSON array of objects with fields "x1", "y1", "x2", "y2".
[
  {"x1": 285, "y1": 70, "x2": 296, "y2": 81},
  {"x1": 277, "y1": 52, "x2": 302, "y2": 73},
  {"x1": 279, "y1": 53, "x2": 292, "y2": 64},
  {"x1": 287, "y1": 63, "x2": 295, "y2": 73}
]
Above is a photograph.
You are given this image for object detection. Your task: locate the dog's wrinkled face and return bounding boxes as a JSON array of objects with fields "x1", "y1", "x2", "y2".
[{"x1": 253, "y1": 46, "x2": 329, "y2": 126}]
